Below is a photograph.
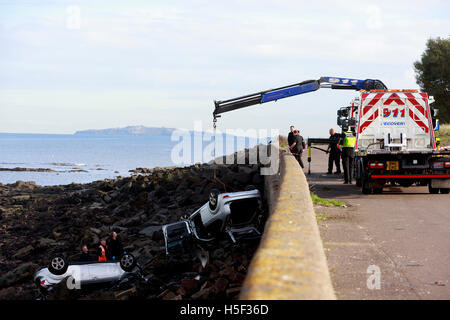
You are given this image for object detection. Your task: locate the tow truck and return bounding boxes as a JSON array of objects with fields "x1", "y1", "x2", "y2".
[
  {"x1": 340, "y1": 90, "x2": 450, "y2": 194},
  {"x1": 213, "y1": 76, "x2": 450, "y2": 194}
]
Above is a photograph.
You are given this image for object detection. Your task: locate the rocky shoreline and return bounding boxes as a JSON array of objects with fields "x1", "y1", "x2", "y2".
[{"x1": 0, "y1": 159, "x2": 266, "y2": 300}]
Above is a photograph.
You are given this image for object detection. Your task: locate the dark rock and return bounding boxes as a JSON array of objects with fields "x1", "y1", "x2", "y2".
[
  {"x1": 0, "y1": 262, "x2": 38, "y2": 289},
  {"x1": 12, "y1": 245, "x2": 34, "y2": 260},
  {"x1": 191, "y1": 288, "x2": 211, "y2": 299},
  {"x1": 212, "y1": 277, "x2": 229, "y2": 294},
  {"x1": 139, "y1": 225, "x2": 161, "y2": 238}
]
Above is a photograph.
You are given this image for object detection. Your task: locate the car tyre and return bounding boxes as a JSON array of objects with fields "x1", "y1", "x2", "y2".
[
  {"x1": 439, "y1": 188, "x2": 450, "y2": 194},
  {"x1": 120, "y1": 253, "x2": 137, "y2": 272},
  {"x1": 48, "y1": 255, "x2": 68, "y2": 275},
  {"x1": 208, "y1": 188, "x2": 220, "y2": 210}
]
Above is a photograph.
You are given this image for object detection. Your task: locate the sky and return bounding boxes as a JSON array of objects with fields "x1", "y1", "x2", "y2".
[{"x1": 0, "y1": 0, "x2": 449, "y2": 137}]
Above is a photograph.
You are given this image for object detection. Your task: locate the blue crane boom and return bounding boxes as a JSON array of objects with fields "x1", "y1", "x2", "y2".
[{"x1": 213, "y1": 76, "x2": 387, "y2": 119}]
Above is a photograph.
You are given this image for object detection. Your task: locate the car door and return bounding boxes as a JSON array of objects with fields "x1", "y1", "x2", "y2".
[{"x1": 87, "y1": 262, "x2": 123, "y2": 284}]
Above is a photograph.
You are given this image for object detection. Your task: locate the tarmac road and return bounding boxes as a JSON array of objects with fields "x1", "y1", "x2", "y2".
[{"x1": 305, "y1": 148, "x2": 450, "y2": 299}]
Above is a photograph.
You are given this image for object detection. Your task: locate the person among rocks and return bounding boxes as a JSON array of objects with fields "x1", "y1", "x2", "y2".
[
  {"x1": 290, "y1": 130, "x2": 306, "y2": 168},
  {"x1": 97, "y1": 239, "x2": 109, "y2": 262},
  {"x1": 107, "y1": 231, "x2": 123, "y2": 261},
  {"x1": 79, "y1": 245, "x2": 92, "y2": 262}
]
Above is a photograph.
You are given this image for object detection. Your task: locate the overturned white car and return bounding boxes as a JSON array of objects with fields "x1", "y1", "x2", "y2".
[
  {"x1": 162, "y1": 188, "x2": 264, "y2": 254},
  {"x1": 34, "y1": 253, "x2": 137, "y2": 293}
]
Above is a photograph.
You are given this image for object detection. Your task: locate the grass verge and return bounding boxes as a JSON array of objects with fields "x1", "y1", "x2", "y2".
[{"x1": 311, "y1": 192, "x2": 345, "y2": 207}]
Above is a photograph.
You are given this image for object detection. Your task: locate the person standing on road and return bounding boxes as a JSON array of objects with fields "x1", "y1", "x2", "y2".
[
  {"x1": 327, "y1": 128, "x2": 342, "y2": 174},
  {"x1": 290, "y1": 130, "x2": 306, "y2": 168},
  {"x1": 341, "y1": 130, "x2": 356, "y2": 184},
  {"x1": 287, "y1": 125, "x2": 295, "y2": 147}
]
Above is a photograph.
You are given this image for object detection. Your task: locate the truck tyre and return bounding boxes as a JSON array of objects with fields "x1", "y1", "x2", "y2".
[
  {"x1": 428, "y1": 184, "x2": 439, "y2": 194},
  {"x1": 440, "y1": 188, "x2": 450, "y2": 194},
  {"x1": 48, "y1": 255, "x2": 68, "y2": 275},
  {"x1": 355, "y1": 161, "x2": 362, "y2": 187},
  {"x1": 373, "y1": 187, "x2": 383, "y2": 194},
  {"x1": 362, "y1": 185, "x2": 372, "y2": 194},
  {"x1": 361, "y1": 175, "x2": 371, "y2": 194}
]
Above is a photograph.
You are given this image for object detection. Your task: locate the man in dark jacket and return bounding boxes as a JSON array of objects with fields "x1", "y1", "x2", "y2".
[
  {"x1": 290, "y1": 130, "x2": 306, "y2": 168},
  {"x1": 107, "y1": 231, "x2": 123, "y2": 261},
  {"x1": 287, "y1": 125, "x2": 295, "y2": 147},
  {"x1": 79, "y1": 245, "x2": 92, "y2": 262},
  {"x1": 327, "y1": 128, "x2": 342, "y2": 174}
]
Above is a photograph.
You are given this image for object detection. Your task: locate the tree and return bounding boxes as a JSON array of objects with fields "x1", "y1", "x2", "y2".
[{"x1": 414, "y1": 36, "x2": 450, "y2": 123}]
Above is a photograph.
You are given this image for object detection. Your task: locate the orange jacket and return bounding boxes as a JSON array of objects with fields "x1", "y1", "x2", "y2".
[{"x1": 98, "y1": 245, "x2": 107, "y2": 262}]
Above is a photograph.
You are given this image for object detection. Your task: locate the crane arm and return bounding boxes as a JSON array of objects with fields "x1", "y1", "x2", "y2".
[{"x1": 213, "y1": 76, "x2": 387, "y2": 118}]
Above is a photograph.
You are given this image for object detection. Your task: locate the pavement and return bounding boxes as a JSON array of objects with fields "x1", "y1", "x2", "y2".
[{"x1": 305, "y1": 148, "x2": 450, "y2": 300}]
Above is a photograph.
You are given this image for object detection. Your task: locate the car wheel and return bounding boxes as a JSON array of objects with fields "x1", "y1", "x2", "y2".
[
  {"x1": 48, "y1": 255, "x2": 68, "y2": 275},
  {"x1": 120, "y1": 253, "x2": 137, "y2": 272},
  {"x1": 440, "y1": 188, "x2": 450, "y2": 194},
  {"x1": 208, "y1": 188, "x2": 220, "y2": 210},
  {"x1": 428, "y1": 184, "x2": 439, "y2": 194}
]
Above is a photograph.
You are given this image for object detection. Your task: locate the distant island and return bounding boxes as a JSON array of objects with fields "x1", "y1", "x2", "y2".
[{"x1": 74, "y1": 125, "x2": 177, "y2": 136}]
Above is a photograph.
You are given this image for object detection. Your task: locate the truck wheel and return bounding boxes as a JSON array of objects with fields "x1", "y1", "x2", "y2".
[
  {"x1": 361, "y1": 176, "x2": 371, "y2": 194},
  {"x1": 48, "y1": 255, "x2": 68, "y2": 275},
  {"x1": 373, "y1": 187, "x2": 383, "y2": 194},
  {"x1": 355, "y1": 161, "x2": 362, "y2": 187},
  {"x1": 362, "y1": 186, "x2": 372, "y2": 194},
  {"x1": 428, "y1": 184, "x2": 439, "y2": 194},
  {"x1": 440, "y1": 188, "x2": 450, "y2": 194}
]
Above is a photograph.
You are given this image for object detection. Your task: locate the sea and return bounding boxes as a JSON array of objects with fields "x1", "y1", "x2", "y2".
[{"x1": 0, "y1": 133, "x2": 268, "y2": 186}]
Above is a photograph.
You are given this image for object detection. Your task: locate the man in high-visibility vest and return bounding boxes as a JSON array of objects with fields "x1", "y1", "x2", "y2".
[
  {"x1": 341, "y1": 130, "x2": 356, "y2": 184},
  {"x1": 97, "y1": 239, "x2": 108, "y2": 262}
]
